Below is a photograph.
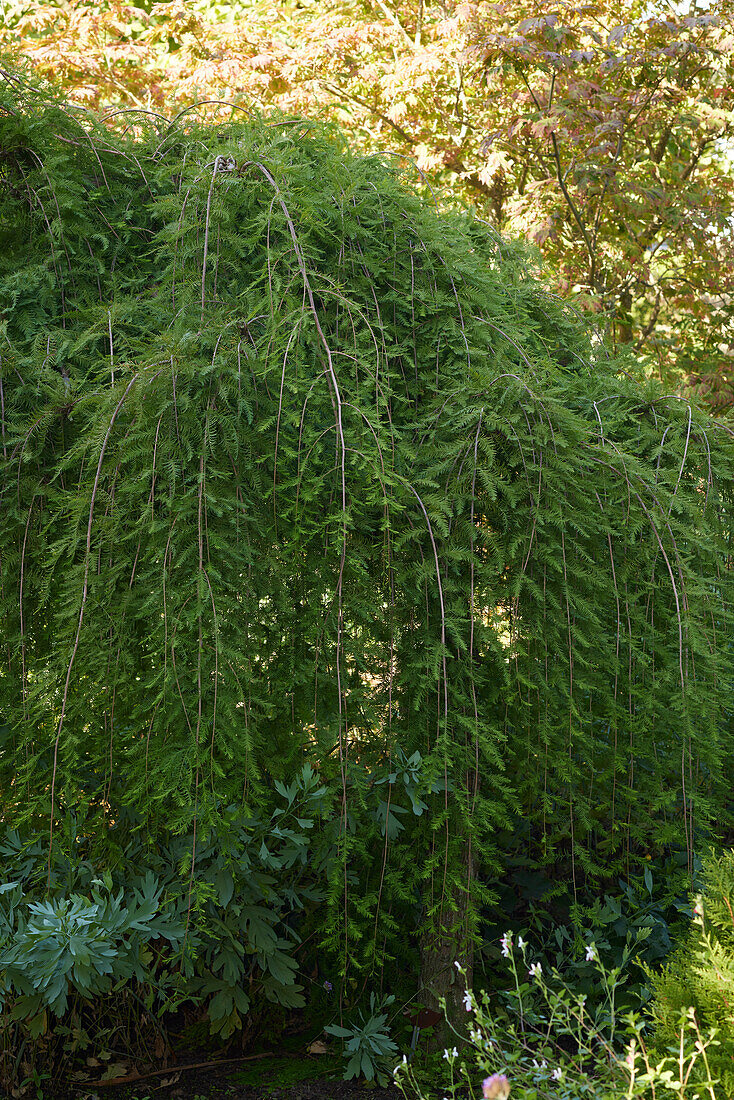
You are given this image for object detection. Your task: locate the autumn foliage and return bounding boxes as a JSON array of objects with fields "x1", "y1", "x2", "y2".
[{"x1": 2, "y1": 0, "x2": 733, "y2": 406}]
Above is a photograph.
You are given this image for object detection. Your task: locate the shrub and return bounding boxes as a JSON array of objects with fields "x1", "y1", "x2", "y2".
[
  {"x1": 2, "y1": 63, "x2": 734, "y2": 1064},
  {"x1": 479, "y1": 852, "x2": 696, "y2": 1022},
  {"x1": 0, "y1": 766, "x2": 328, "y2": 1089},
  {"x1": 648, "y1": 848, "x2": 734, "y2": 1096}
]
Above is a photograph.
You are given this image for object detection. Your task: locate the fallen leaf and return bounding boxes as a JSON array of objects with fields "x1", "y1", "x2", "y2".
[{"x1": 102, "y1": 1062, "x2": 129, "y2": 1081}]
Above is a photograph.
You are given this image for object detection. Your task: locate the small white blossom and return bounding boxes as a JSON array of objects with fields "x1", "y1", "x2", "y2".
[
  {"x1": 529, "y1": 961, "x2": 542, "y2": 979},
  {"x1": 500, "y1": 931, "x2": 512, "y2": 957},
  {"x1": 463, "y1": 989, "x2": 473, "y2": 1011},
  {"x1": 393, "y1": 1055, "x2": 408, "y2": 1076},
  {"x1": 585, "y1": 944, "x2": 597, "y2": 962},
  {"x1": 470, "y1": 1028, "x2": 482, "y2": 1043},
  {"x1": 552, "y1": 1067, "x2": 562, "y2": 1080},
  {"x1": 454, "y1": 959, "x2": 461, "y2": 969},
  {"x1": 517, "y1": 935, "x2": 526, "y2": 949},
  {"x1": 442, "y1": 1046, "x2": 458, "y2": 1060}
]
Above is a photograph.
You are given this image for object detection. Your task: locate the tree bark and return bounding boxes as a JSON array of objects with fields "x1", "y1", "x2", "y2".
[
  {"x1": 419, "y1": 845, "x2": 474, "y2": 1050},
  {"x1": 617, "y1": 288, "x2": 634, "y2": 345}
]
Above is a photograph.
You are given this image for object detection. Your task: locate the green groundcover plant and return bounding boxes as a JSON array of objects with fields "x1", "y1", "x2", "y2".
[{"x1": 2, "y1": 62, "x2": 734, "y2": 1088}]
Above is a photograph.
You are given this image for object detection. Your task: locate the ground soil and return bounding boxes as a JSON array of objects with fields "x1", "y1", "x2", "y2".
[{"x1": 69, "y1": 1054, "x2": 404, "y2": 1100}]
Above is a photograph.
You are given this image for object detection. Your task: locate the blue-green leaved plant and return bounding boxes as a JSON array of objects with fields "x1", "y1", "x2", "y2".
[{"x1": 326, "y1": 992, "x2": 399, "y2": 1086}]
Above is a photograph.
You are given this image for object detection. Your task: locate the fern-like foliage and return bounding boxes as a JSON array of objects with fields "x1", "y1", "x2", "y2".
[
  {"x1": 649, "y1": 849, "x2": 734, "y2": 1095},
  {"x1": 1, "y1": 66, "x2": 733, "y2": 996}
]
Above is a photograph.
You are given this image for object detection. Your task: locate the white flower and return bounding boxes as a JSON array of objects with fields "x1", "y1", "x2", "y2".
[
  {"x1": 463, "y1": 989, "x2": 473, "y2": 1011},
  {"x1": 552, "y1": 1067, "x2": 562, "y2": 1080},
  {"x1": 470, "y1": 1028, "x2": 482, "y2": 1043},
  {"x1": 585, "y1": 944, "x2": 597, "y2": 962},
  {"x1": 529, "y1": 961, "x2": 542, "y2": 979},
  {"x1": 442, "y1": 1046, "x2": 458, "y2": 1060},
  {"x1": 454, "y1": 959, "x2": 461, "y2": 969},
  {"x1": 517, "y1": 934, "x2": 525, "y2": 949},
  {"x1": 500, "y1": 932, "x2": 512, "y2": 957},
  {"x1": 393, "y1": 1055, "x2": 407, "y2": 1076}
]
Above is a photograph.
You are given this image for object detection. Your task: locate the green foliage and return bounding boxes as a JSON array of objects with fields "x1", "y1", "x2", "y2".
[
  {"x1": 648, "y1": 848, "x2": 734, "y2": 1097},
  {"x1": 1, "y1": 63, "x2": 734, "y2": 1065},
  {"x1": 325, "y1": 992, "x2": 399, "y2": 1086},
  {"x1": 0, "y1": 874, "x2": 179, "y2": 1023},
  {"x1": 483, "y1": 853, "x2": 695, "y2": 1019},
  {"x1": 0, "y1": 766, "x2": 327, "y2": 1087}
]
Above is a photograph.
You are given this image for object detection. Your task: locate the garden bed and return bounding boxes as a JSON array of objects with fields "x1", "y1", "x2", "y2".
[{"x1": 71, "y1": 1053, "x2": 403, "y2": 1100}]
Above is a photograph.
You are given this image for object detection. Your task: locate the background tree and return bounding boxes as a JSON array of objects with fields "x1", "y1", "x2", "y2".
[{"x1": 2, "y1": 0, "x2": 733, "y2": 405}]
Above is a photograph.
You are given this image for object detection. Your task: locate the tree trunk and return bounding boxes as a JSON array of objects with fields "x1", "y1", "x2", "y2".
[
  {"x1": 419, "y1": 845, "x2": 474, "y2": 1050},
  {"x1": 617, "y1": 288, "x2": 634, "y2": 345}
]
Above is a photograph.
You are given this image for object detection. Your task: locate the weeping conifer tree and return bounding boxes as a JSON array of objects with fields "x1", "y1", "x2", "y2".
[{"x1": 1, "y1": 68, "x2": 734, "y2": 1023}]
